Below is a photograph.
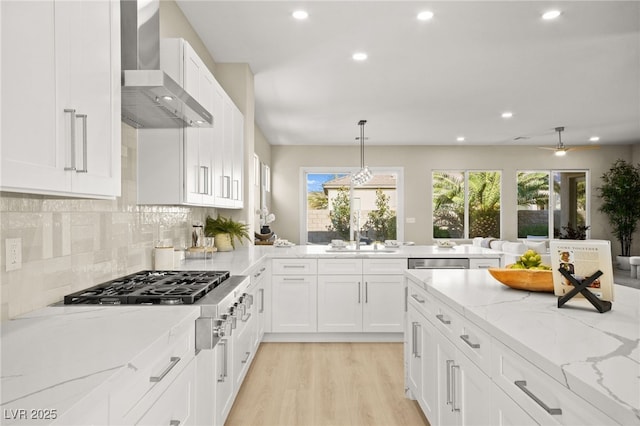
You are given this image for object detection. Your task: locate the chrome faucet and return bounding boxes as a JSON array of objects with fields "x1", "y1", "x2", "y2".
[{"x1": 354, "y1": 229, "x2": 361, "y2": 250}]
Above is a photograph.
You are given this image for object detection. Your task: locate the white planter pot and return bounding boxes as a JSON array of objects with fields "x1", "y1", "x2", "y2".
[
  {"x1": 617, "y1": 255, "x2": 631, "y2": 270},
  {"x1": 214, "y1": 233, "x2": 234, "y2": 252}
]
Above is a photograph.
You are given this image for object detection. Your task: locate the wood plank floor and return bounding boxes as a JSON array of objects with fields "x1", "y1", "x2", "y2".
[{"x1": 225, "y1": 342, "x2": 430, "y2": 426}]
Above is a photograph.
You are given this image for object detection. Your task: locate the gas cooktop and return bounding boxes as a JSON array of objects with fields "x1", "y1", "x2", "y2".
[{"x1": 63, "y1": 270, "x2": 230, "y2": 305}]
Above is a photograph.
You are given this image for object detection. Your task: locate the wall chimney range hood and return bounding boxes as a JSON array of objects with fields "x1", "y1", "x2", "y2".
[{"x1": 120, "y1": 0, "x2": 213, "y2": 129}]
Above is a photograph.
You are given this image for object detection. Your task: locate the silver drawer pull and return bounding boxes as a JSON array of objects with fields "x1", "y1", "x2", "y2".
[
  {"x1": 282, "y1": 277, "x2": 305, "y2": 281},
  {"x1": 514, "y1": 380, "x2": 562, "y2": 415},
  {"x1": 241, "y1": 351, "x2": 251, "y2": 364},
  {"x1": 169, "y1": 421, "x2": 181, "y2": 426},
  {"x1": 283, "y1": 265, "x2": 305, "y2": 268},
  {"x1": 150, "y1": 356, "x2": 180, "y2": 382},
  {"x1": 436, "y1": 314, "x2": 451, "y2": 325},
  {"x1": 460, "y1": 334, "x2": 480, "y2": 349},
  {"x1": 411, "y1": 294, "x2": 425, "y2": 303}
]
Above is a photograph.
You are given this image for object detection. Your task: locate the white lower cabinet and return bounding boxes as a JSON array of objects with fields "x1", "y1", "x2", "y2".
[
  {"x1": 135, "y1": 357, "x2": 196, "y2": 426},
  {"x1": 491, "y1": 382, "x2": 538, "y2": 426},
  {"x1": 406, "y1": 274, "x2": 618, "y2": 426},
  {"x1": 271, "y1": 259, "x2": 318, "y2": 333},
  {"x1": 317, "y1": 258, "x2": 405, "y2": 333}
]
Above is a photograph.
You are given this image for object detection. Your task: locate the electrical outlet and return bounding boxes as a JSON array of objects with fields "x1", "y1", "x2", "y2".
[{"x1": 6, "y1": 238, "x2": 22, "y2": 271}]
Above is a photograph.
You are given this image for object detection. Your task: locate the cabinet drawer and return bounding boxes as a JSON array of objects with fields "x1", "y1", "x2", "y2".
[
  {"x1": 455, "y1": 316, "x2": 492, "y2": 373},
  {"x1": 318, "y1": 258, "x2": 363, "y2": 275},
  {"x1": 431, "y1": 298, "x2": 462, "y2": 340},
  {"x1": 363, "y1": 258, "x2": 406, "y2": 274},
  {"x1": 407, "y1": 279, "x2": 434, "y2": 319},
  {"x1": 469, "y1": 258, "x2": 500, "y2": 269},
  {"x1": 109, "y1": 319, "x2": 195, "y2": 421},
  {"x1": 492, "y1": 339, "x2": 617, "y2": 426},
  {"x1": 272, "y1": 258, "x2": 317, "y2": 275}
]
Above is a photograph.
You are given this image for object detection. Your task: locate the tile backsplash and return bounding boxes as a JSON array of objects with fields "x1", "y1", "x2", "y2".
[{"x1": 0, "y1": 124, "x2": 216, "y2": 320}]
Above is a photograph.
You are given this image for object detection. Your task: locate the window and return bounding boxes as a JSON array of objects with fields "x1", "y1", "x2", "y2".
[
  {"x1": 432, "y1": 170, "x2": 502, "y2": 239},
  {"x1": 301, "y1": 168, "x2": 403, "y2": 244},
  {"x1": 517, "y1": 170, "x2": 589, "y2": 239}
]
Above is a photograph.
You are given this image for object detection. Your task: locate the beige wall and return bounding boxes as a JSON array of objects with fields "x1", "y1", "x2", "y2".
[{"x1": 272, "y1": 143, "x2": 640, "y2": 254}]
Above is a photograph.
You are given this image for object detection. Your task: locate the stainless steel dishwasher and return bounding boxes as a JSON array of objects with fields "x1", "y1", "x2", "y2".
[{"x1": 407, "y1": 258, "x2": 470, "y2": 269}]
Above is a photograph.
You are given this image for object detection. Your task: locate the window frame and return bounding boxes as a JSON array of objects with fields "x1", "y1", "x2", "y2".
[
  {"x1": 299, "y1": 166, "x2": 404, "y2": 245},
  {"x1": 431, "y1": 169, "x2": 503, "y2": 240}
]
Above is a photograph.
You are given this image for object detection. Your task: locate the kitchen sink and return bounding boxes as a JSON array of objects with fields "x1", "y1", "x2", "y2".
[{"x1": 324, "y1": 247, "x2": 398, "y2": 253}]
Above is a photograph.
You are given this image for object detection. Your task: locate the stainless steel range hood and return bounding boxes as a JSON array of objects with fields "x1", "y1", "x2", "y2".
[{"x1": 120, "y1": 0, "x2": 213, "y2": 129}]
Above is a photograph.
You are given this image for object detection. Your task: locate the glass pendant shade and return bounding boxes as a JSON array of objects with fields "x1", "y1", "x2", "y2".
[{"x1": 351, "y1": 120, "x2": 372, "y2": 186}]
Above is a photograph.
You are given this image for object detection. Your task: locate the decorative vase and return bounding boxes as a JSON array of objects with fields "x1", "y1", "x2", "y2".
[
  {"x1": 617, "y1": 255, "x2": 631, "y2": 270},
  {"x1": 260, "y1": 225, "x2": 271, "y2": 234},
  {"x1": 214, "y1": 233, "x2": 234, "y2": 252}
]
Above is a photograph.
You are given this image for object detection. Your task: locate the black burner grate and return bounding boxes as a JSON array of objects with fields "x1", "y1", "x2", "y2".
[{"x1": 63, "y1": 270, "x2": 230, "y2": 305}]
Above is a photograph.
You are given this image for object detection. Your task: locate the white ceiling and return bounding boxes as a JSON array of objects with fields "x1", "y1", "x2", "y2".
[{"x1": 176, "y1": 1, "x2": 640, "y2": 148}]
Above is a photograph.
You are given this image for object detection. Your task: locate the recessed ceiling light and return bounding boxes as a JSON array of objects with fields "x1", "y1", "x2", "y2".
[
  {"x1": 542, "y1": 10, "x2": 561, "y2": 20},
  {"x1": 501, "y1": 111, "x2": 513, "y2": 119},
  {"x1": 589, "y1": 136, "x2": 600, "y2": 142},
  {"x1": 456, "y1": 136, "x2": 465, "y2": 142},
  {"x1": 352, "y1": 52, "x2": 368, "y2": 61},
  {"x1": 292, "y1": 10, "x2": 308, "y2": 20},
  {"x1": 417, "y1": 11, "x2": 434, "y2": 21}
]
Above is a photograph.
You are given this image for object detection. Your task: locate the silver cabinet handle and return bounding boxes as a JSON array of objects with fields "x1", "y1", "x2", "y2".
[
  {"x1": 169, "y1": 421, "x2": 181, "y2": 426},
  {"x1": 199, "y1": 166, "x2": 209, "y2": 194},
  {"x1": 241, "y1": 351, "x2": 251, "y2": 364},
  {"x1": 76, "y1": 114, "x2": 88, "y2": 173},
  {"x1": 411, "y1": 322, "x2": 420, "y2": 358},
  {"x1": 217, "y1": 340, "x2": 228, "y2": 382},
  {"x1": 451, "y1": 364, "x2": 461, "y2": 412},
  {"x1": 446, "y1": 359, "x2": 454, "y2": 406},
  {"x1": 233, "y1": 179, "x2": 239, "y2": 200},
  {"x1": 411, "y1": 294, "x2": 425, "y2": 303},
  {"x1": 150, "y1": 356, "x2": 180, "y2": 382},
  {"x1": 460, "y1": 334, "x2": 480, "y2": 349},
  {"x1": 282, "y1": 277, "x2": 305, "y2": 281},
  {"x1": 242, "y1": 312, "x2": 252, "y2": 323},
  {"x1": 283, "y1": 265, "x2": 305, "y2": 268},
  {"x1": 64, "y1": 109, "x2": 77, "y2": 171},
  {"x1": 436, "y1": 314, "x2": 451, "y2": 325},
  {"x1": 514, "y1": 380, "x2": 562, "y2": 415},
  {"x1": 259, "y1": 288, "x2": 265, "y2": 313},
  {"x1": 365, "y1": 281, "x2": 368, "y2": 303},
  {"x1": 404, "y1": 286, "x2": 408, "y2": 313},
  {"x1": 358, "y1": 282, "x2": 361, "y2": 304}
]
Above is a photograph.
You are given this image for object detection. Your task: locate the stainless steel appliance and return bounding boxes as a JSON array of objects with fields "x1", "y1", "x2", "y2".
[
  {"x1": 408, "y1": 258, "x2": 470, "y2": 269},
  {"x1": 62, "y1": 270, "x2": 251, "y2": 351}
]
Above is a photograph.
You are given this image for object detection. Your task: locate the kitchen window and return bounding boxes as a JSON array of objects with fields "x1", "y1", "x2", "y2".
[
  {"x1": 300, "y1": 167, "x2": 404, "y2": 245},
  {"x1": 517, "y1": 170, "x2": 589, "y2": 239},
  {"x1": 432, "y1": 170, "x2": 502, "y2": 239}
]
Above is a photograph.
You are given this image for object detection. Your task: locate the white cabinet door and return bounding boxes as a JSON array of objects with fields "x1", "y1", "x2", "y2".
[
  {"x1": 436, "y1": 330, "x2": 459, "y2": 426},
  {"x1": 362, "y1": 275, "x2": 404, "y2": 332},
  {"x1": 491, "y1": 383, "x2": 538, "y2": 426},
  {"x1": 136, "y1": 358, "x2": 196, "y2": 426},
  {"x1": 231, "y1": 105, "x2": 244, "y2": 207},
  {"x1": 271, "y1": 275, "x2": 317, "y2": 333},
  {"x1": 1, "y1": 0, "x2": 120, "y2": 198},
  {"x1": 419, "y1": 314, "x2": 439, "y2": 424},
  {"x1": 215, "y1": 337, "x2": 234, "y2": 426},
  {"x1": 317, "y1": 275, "x2": 362, "y2": 332},
  {"x1": 456, "y1": 346, "x2": 493, "y2": 426},
  {"x1": 406, "y1": 308, "x2": 423, "y2": 399}
]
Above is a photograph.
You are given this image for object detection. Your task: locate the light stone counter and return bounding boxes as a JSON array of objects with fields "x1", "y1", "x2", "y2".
[
  {"x1": 406, "y1": 268, "x2": 640, "y2": 425},
  {"x1": 179, "y1": 244, "x2": 501, "y2": 275},
  {"x1": 0, "y1": 305, "x2": 200, "y2": 425}
]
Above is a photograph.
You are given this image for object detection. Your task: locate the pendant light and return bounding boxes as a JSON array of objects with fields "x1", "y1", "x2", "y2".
[{"x1": 352, "y1": 119, "x2": 372, "y2": 186}]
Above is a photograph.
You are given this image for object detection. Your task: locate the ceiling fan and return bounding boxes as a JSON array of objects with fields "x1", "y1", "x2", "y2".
[{"x1": 538, "y1": 126, "x2": 600, "y2": 156}]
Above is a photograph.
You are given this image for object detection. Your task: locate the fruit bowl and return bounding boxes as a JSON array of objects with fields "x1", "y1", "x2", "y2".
[{"x1": 487, "y1": 267, "x2": 554, "y2": 292}]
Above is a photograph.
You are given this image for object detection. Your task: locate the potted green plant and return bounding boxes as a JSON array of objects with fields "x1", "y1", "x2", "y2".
[
  {"x1": 597, "y1": 159, "x2": 640, "y2": 269},
  {"x1": 204, "y1": 215, "x2": 250, "y2": 251}
]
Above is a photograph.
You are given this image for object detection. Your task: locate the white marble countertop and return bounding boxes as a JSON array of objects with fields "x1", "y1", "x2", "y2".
[
  {"x1": 405, "y1": 269, "x2": 640, "y2": 425},
  {"x1": 0, "y1": 305, "x2": 200, "y2": 424},
  {"x1": 179, "y1": 244, "x2": 501, "y2": 275}
]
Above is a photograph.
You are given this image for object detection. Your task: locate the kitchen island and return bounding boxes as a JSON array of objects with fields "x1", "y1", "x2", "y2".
[{"x1": 405, "y1": 268, "x2": 639, "y2": 425}]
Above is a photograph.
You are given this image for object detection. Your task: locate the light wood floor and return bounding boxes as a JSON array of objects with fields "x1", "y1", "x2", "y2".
[{"x1": 225, "y1": 342, "x2": 430, "y2": 426}]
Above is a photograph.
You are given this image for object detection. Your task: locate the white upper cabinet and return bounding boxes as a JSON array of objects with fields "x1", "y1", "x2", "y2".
[
  {"x1": 138, "y1": 38, "x2": 244, "y2": 208},
  {"x1": 1, "y1": 0, "x2": 121, "y2": 198}
]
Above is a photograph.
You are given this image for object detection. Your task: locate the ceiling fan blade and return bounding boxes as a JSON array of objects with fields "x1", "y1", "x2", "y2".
[
  {"x1": 537, "y1": 146, "x2": 558, "y2": 151},
  {"x1": 566, "y1": 145, "x2": 601, "y2": 152}
]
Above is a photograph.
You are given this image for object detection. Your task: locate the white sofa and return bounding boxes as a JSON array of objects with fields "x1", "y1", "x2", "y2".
[{"x1": 472, "y1": 237, "x2": 550, "y2": 267}]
